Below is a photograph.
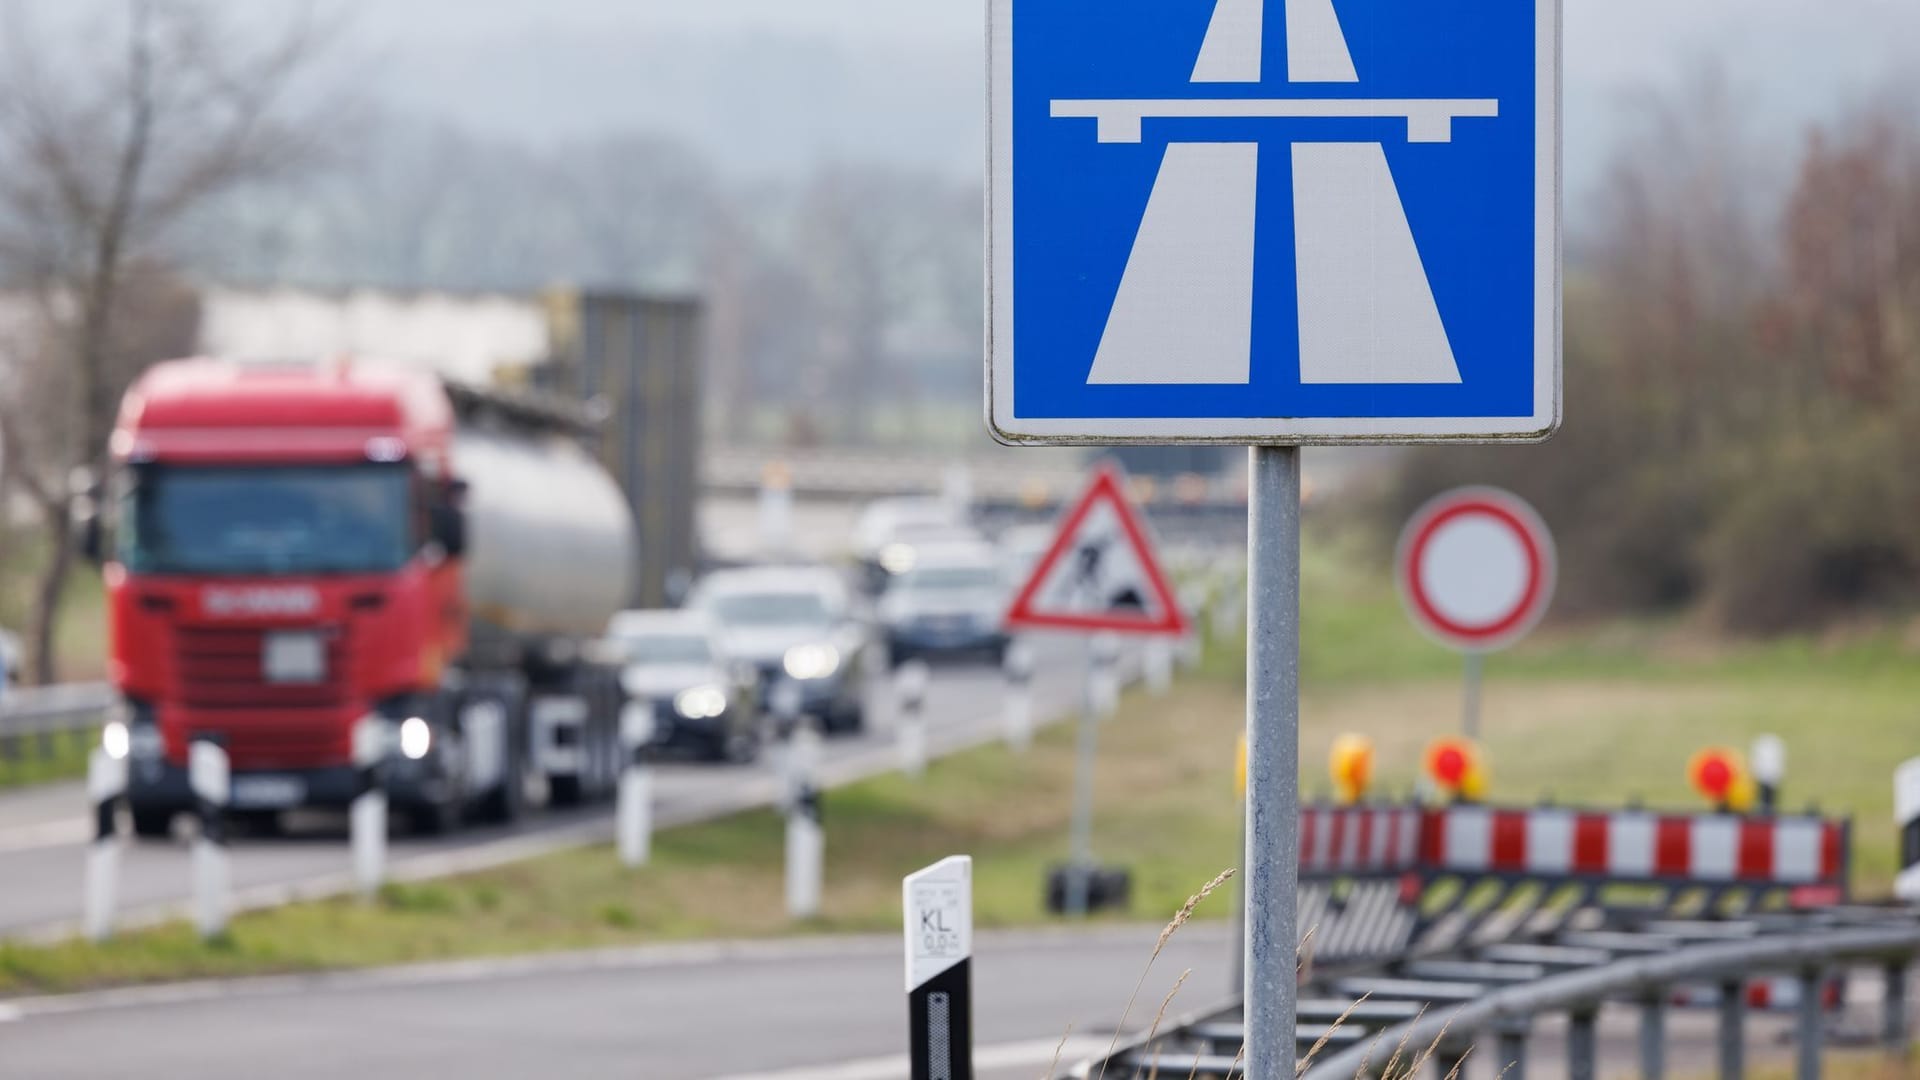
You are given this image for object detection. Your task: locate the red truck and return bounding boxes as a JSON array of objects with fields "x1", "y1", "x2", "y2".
[{"x1": 97, "y1": 357, "x2": 637, "y2": 835}]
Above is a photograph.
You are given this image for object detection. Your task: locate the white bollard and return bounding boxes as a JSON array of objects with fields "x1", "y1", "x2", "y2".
[
  {"x1": 786, "y1": 721, "x2": 824, "y2": 919},
  {"x1": 618, "y1": 700, "x2": 656, "y2": 868},
  {"x1": 1144, "y1": 638, "x2": 1174, "y2": 696},
  {"x1": 350, "y1": 717, "x2": 389, "y2": 900},
  {"x1": 82, "y1": 747, "x2": 127, "y2": 942},
  {"x1": 1896, "y1": 757, "x2": 1920, "y2": 904},
  {"x1": 1002, "y1": 641, "x2": 1035, "y2": 753},
  {"x1": 189, "y1": 739, "x2": 230, "y2": 939},
  {"x1": 895, "y1": 660, "x2": 931, "y2": 778},
  {"x1": 1752, "y1": 734, "x2": 1786, "y2": 815}
]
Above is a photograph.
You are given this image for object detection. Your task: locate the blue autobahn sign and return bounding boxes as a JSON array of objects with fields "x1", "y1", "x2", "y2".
[{"x1": 987, "y1": 0, "x2": 1561, "y2": 444}]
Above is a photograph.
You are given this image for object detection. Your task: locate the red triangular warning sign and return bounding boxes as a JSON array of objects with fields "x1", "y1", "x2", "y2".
[{"x1": 1004, "y1": 465, "x2": 1190, "y2": 637}]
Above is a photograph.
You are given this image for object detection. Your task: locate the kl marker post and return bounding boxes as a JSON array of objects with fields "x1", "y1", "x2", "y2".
[
  {"x1": 82, "y1": 746, "x2": 128, "y2": 942},
  {"x1": 896, "y1": 660, "x2": 931, "y2": 778},
  {"x1": 189, "y1": 738, "x2": 231, "y2": 939},
  {"x1": 618, "y1": 698, "x2": 657, "y2": 868},
  {"x1": 905, "y1": 855, "x2": 973, "y2": 1080},
  {"x1": 350, "y1": 716, "x2": 389, "y2": 899}
]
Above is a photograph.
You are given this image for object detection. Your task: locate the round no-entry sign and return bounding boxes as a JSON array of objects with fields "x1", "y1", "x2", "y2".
[{"x1": 1396, "y1": 487, "x2": 1556, "y2": 653}]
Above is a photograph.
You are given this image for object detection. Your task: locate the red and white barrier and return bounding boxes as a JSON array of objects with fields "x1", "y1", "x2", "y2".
[
  {"x1": 1670, "y1": 975, "x2": 1844, "y2": 1012},
  {"x1": 1298, "y1": 806, "x2": 1424, "y2": 877},
  {"x1": 1295, "y1": 803, "x2": 1849, "y2": 891},
  {"x1": 1419, "y1": 807, "x2": 1845, "y2": 887}
]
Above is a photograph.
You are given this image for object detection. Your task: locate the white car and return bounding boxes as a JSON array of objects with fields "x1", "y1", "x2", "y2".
[
  {"x1": 852, "y1": 497, "x2": 982, "y2": 588},
  {"x1": 879, "y1": 541, "x2": 1012, "y2": 666},
  {"x1": 687, "y1": 566, "x2": 871, "y2": 734}
]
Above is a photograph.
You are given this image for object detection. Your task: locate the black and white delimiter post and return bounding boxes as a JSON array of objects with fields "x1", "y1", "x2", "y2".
[
  {"x1": 896, "y1": 659, "x2": 931, "y2": 778},
  {"x1": 83, "y1": 745, "x2": 128, "y2": 942},
  {"x1": 350, "y1": 716, "x2": 389, "y2": 898},
  {"x1": 785, "y1": 715, "x2": 824, "y2": 919},
  {"x1": 1751, "y1": 734, "x2": 1785, "y2": 815},
  {"x1": 1001, "y1": 640, "x2": 1035, "y2": 753},
  {"x1": 189, "y1": 738, "x2": 231, "y2": 939},
  {"x1": 618, "y1": 698, "x2": 656, "y2": 867},
  {"x1": 1897, "y1": 756, "x2": 1920, "y2": 904},
  {"x1": 905, "y1": 855, "x2": 973, "y2": 1080}
]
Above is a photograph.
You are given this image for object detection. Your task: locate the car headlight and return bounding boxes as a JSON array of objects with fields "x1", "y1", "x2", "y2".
[
  {"x1": 673, "y1": 684, "x2": 729, "y2": 720},
  {"x1": 398, "y1": 716, "x2": 432, "y2": 760},
  {"x1": 102, "y1": 720, "x2": 131, "y2": 761},
  {"x1": 783, "y1": 643, "x2": 841, "y2": 681},
  {"x1": 879, "y1": 543, "x2": 917, "y2": 575}
]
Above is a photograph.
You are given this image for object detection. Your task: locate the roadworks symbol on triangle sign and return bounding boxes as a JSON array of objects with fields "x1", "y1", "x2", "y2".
[{"x1": 1004, "y1": 467, "x2": 1189, "y2": 637}]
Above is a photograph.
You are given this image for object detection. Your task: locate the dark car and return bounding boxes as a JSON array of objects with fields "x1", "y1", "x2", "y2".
[
  {"x1": 687, "y1": 566, "x2": 871, "y2": 735},
  {"x1": 607, "y1": 609, "x2": 760, "y2": 763}
]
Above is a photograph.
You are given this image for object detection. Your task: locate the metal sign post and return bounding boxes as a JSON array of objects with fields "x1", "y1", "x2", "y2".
[{"x1": 1244, "y1": 446, "x2": 1301, "y2": 1080}]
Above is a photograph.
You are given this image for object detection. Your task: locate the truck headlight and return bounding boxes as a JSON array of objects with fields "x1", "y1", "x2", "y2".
[
  {"x1": 673, "y1": 685, "x2": 729, "y2": 720},
  {"x1": 398, "y1": 716, "x2": 432, "y2": 760},
  {"x1": 102, "y1": 721, "x2": 131, "y2": 761},
  {"x1": 783, "y1": 643, "x2": 841, "y2": 681}
]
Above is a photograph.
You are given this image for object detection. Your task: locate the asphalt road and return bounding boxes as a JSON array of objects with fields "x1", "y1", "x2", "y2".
[
  {"x1": 0, "y1": 925, "x2": 1228, "y2": 1080},
  {"x1": 0, "y1": 634, "x2": 1110, "y2": 939}
]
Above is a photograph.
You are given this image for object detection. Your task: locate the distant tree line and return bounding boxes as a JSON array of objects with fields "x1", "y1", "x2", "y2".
[{"x1": 1390, "y1": 83, "x2": 1920, "y2": 633}]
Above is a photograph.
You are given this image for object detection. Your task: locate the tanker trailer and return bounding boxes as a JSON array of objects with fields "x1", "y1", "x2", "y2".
[{"x1": 102, "y1": 358, "x2": 635, "y2": 835}]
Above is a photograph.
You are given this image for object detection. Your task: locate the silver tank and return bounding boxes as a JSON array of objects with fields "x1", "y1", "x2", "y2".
[{"x1": 453, "y1": 427, "x2": 636, "y2": 643}]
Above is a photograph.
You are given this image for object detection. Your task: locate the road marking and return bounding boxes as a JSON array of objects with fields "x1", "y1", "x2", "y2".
[
  {"x1": 0, "y1": 818, "x2": 88, "y2": 855},
  {"x1": 706, "y1": 1036, "x2": 1110, "y2": 1080}
]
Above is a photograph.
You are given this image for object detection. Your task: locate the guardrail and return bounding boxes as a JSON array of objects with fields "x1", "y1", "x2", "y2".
[
  {"x1": 1076, "y1": 798, "x2": 1879, "y2": 1080},
  {"x1": 0, "y1": 682, "x2": 114, "y2": 782}
]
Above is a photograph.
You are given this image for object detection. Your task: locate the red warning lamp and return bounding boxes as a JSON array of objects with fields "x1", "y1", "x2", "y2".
[
  {"x1": 1688, "y1": 747, "x2": 1755, "y2": 812},
  {"x1": 1424, "y1": 738, "x2": 1484, "y2": 803}
]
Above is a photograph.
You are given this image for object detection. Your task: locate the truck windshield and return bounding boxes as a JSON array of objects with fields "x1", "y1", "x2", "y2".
[{"x1": 118, "y1": 464, "x2": 415, "y2": 576}]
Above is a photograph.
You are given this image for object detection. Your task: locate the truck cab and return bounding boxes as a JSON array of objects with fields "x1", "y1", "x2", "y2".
[{"x1": 105, "y1": 358, "x2": 626, "y2": 835}]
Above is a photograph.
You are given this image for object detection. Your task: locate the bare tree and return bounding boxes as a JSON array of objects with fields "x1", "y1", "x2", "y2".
[{"x1": 0, "y1": 0, "x2": 338, "y2": 682}]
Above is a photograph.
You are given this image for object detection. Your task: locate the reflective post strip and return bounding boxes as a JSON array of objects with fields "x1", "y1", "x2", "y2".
[
  {"x1": 905, "y1": 856, "x2": 973, "y2": 1080},
  {"x1": 82, "y1": 748, "x2": 127, "y2": 942},
  {"x1": 350, "y1": 717, "x2": 389, "y2": 899},
  {"x1": 896, "y1": 661, "x2": 931, "y2": 779},
  {"x1": 786, "y1": 722, "x2": 824, "y2": 919},
  {"x1": 618, "y1": 700, "x2": 656, "y2": 868},
  {"x1": 188, "y1": 739, "x2": 230, "y2": 940},
  {"x1": 1001, "y1": 641, "x2": 1034, "y2": 753}
]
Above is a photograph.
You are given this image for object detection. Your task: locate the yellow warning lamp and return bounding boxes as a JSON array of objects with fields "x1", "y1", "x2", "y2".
[
  {"x1": 1688, "y1": 747, "x2": 1755, "y2": 813},
  {"x1": 1424, "y1": 738, "x2": 1484, "y2": 804},
  {"x1": 1328, "y1": 734, "x2": 1375, "y2": 805}
]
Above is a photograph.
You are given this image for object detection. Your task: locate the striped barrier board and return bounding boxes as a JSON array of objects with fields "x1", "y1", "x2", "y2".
[
  {"x1": 1297, "y1": 803, "x2": 1848, "y2": 892},
  {"x1": 1421, "y1": 806, "x2": 1847, "y2": 890}
]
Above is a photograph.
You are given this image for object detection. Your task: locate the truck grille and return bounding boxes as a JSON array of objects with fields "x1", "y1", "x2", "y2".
[{"x1": 175, "y1": 626, "x2": 350, "y2": 710}]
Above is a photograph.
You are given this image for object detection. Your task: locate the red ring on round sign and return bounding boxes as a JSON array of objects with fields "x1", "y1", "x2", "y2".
[{"x1": 1396, "y1": 488, "x2": 1556, "y2": 652}]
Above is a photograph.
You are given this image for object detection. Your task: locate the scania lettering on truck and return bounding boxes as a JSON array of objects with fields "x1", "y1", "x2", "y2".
[{"x1": 100, "y1": 358, "x2": 635, "y2": 836}]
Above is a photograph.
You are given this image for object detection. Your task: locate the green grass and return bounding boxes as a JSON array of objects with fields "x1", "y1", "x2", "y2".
[{"x1": 0, "y1": 726, "x2": 98, "y2": 792}]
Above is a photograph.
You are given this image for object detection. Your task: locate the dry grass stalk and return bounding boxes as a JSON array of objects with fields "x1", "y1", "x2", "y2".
[
  {"x1": 1096, "y1": 868, "x2": 1237, "y2": 1080},
  {"x1": 1041, "y1": 1023, "x2": 1073, "y2": 1080},
  {"x1": 1441, "y1": 1045, "x2": 1474, "y2": 1080},
  {"x1": 1141, "y1": 968, "x2": 1192, "y2": 1080},
  {"x1": 1294, "y1": 992, "x2": 1370, "y2": 1077},
  {"x1": 1185, "y1": 1040, "x2": 1207, "y2": 1080},
  {"x1": 1227, "y1": 1042, "x2": 1246, "y2": 1080}
]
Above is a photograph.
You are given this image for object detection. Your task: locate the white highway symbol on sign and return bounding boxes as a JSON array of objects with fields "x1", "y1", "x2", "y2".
[{"x1": 988, "y1": 0, "x2": 1560, "y2": 443}]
